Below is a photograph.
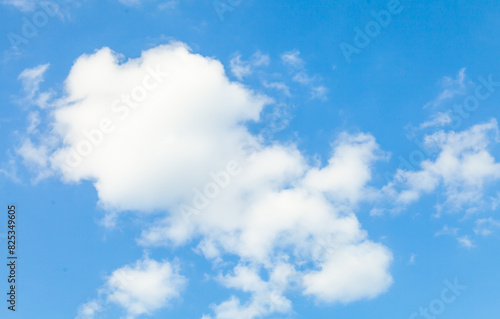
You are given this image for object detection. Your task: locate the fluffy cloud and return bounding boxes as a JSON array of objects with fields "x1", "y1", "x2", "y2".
[
  {"x1": 390, "y1": 119, "x2": 500, "y2": 211},
  {"x1": 302, "y1": 133, "x2": 385, "y2": 203},
  {"x1": 139, "y1": 130, "x2": 393, "y2": 317},
  {"x1": 263, "y1": 81, "x2": 291, "y2": 96},
  {"x1": 77, "y1": 257, "x2": 186, "y2": 319},
  {"x1": 23, "y1": 42, "x2": 393, "y2": 318},
  {"x1": 106, "y1": 258, "x2": 186, "y2": 317},
  {"x1": 303, "y1": 242, "x2": 393, "y2": 303},
  {"x1": 48, "y1": 42, "x2": 269, "y2": 212},
  {"x1": 204, "y1": 263, "x2": 295, "y2": 319}
]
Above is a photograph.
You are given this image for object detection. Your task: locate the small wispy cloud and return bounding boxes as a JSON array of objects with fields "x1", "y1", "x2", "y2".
[
  {"x1": 2, "y1": 0, "x2": 68, "y2": 20},
  {"x1": 18, "y1": 63, "x2": 54, "y2": 108},
  {"x1": 281, "y1": 49, "x2": 303, "y2": 69},
  {"x1": 2, "y1": 0, "x2": 37, "y2": 11},
  {"x1": 474, "y1": 218, "x2": 500, "y2": 236},
  {"x1": 457, "y1": 236, "x2": 475, "y2": 248},
  {"x1": 116, "y1": 0, "x2": 141, "y2": 6},
  {"x1": 424, "y1": 68, "x2": 468, "y2": 109},
  {"x1": 158, "y1": 0, "x2": 178, "y2": 11},
  {"x1": 311, "y1": 85, "x2": 328, "y2": 101},
  {"x1": 435, "y1": 225, "x2": 460, "y2": 237},
  {"x1": 229, "y1": 51, "x2": 270, "y2": 80},
  {"x1": 76, "y1": 300, "x2": 101, "y2": 319},
  {"x1": 263, "y1": 81, "x2": 291, "y2": 96},
  {"x1": 282, "y1": 50, "x2": 328, "y2": 101},
  {"x1": 0, "y1": 153, "x2": 21, "y2": 183},
  {"x1": 419, "y1": 112, "x2": 452, "y2": 129},
  {"x1": 408, "y1": 254, "x2": 417, "y2": 265}
]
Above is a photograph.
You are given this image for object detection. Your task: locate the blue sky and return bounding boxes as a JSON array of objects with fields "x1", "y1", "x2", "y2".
[{"x1": 1, "y1": 0, "x2": 500, "y2": 318}]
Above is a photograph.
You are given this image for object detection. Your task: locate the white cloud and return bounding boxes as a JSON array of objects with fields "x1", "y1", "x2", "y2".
[
  {"x1": 281, "y1": 49, "x2": 303, "y2": 69},
  {"x1": 138, "y1": 132, "x2": 393, "y2": 317},
  {"x1": 390, "y1": 119, "x2": 500, "y2": 211},
  {"x1": 263, "y1": 81, "x2": 291, "y2": 96},
  {"x1": 0, "y1": 153, "x2": 20, "y2": 183},
  {"x1": 251, "y1": 51, "x2": 270, "y2": 67},
  {"x1": 311, "y1": 85, "x2": 328, "y2": 101},
  {"x1": 3, "y1": 0, "x2": 68, "y2": 19},
  {"x1": 229, "y1": 55, "x2": 252, "y2": 80},
  {"x1": 158, "y1": 0, "x2": 178, "y2": 11},
  {"x1": 16, "y1": 137, "x2": 56, "y2": 182},
  {"x1": 76, "y1": 257, "x2": 186, "y2": 319},
  {"x1": 292, "y1": 71, "x2": 314, "y2": 84},
  {"x1": 229, "y1": 51, "x2": 270, "y2": 80},
  {"x1": 434, "y1": 225, "x2": 481, "y2": 248},
  {"x1": 419, "y1": 112, "x2": 452, "y2": 129},
  {"x1": 106, "y1": 258, "x2": 186, "y2": 318},
  {"x1": 302, "y1": 133, "x2": 386, "y2": 203},
  {"x1": 282, "y1": 50, "x2": 328, "y2": 100},
  {"x1": 76, "y1": 300, "x2": 101, "y2": 319},
  {"x1": 24, "y1": 42, "x2": 392, "y2": 318},
  {"x1": 17, "y1": 139, "x2": 49, "y2": 168},
  {"x1": 117, "y1": 0, "x2": 141, "y2": 6},
  {"x1": 204, "y1": 263, "x2": 295, "y2": 319},
  {"x1": 424, "y1": 68, "x2": 468, "y2": 109},
  {"x1": 303, "y1": 242, "x2": 393, "y2": 303},
  {"x1": 457, "y1": 236, "x2": 475, "y2": 248},
  {"x1": 491, "y1": 192, "x2": 500, "y2": 210},
  {"x1": 408, "y1": 254, "x2": 416, "y2": 265},
  {"x1": 18, "y1": 63, "x2": 53, "y2": 107},
  {"x1": 474, "y1": 218, "x2": 500, "y2": 236},
  {"x1": 435, "y1": 225, "x2": 459, "y2": 237},
  {"x1": 46, "y1": 43, "x2": 269, "y2": 212},
  {"x1": 26, "y1": 111, "x2": 41, "y2": 134},
  {"x1": 2, "y1": 0, "x2": 36, "y2": 11}
]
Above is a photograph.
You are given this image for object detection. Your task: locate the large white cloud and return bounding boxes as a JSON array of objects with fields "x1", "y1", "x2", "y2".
[
  {"x1": 23, "y1": 42, "x2": 393, "y2": 318},
  {"x1": 49, "y1": 42, "x2": 269, "y2": 212}
]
